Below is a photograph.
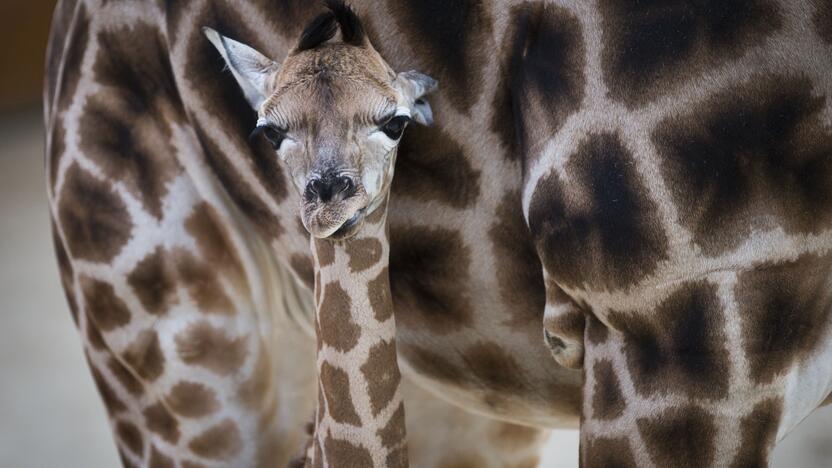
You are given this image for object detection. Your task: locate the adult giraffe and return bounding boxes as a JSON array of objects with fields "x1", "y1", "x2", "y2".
[{"x1": 44, "y1": 0, "x2": 832, "y2": 467}]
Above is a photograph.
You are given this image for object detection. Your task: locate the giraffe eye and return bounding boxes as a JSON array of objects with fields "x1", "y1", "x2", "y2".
[
  {"x1": 381, "y1": 115, "x2": 410, "y2": 140},
  {"x1": 250, "y1": 125, "x2": 286, "y2": 150}
]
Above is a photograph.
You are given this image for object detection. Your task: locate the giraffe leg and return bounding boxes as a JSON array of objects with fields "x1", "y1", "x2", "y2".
[
  {"x1": 51, "y1": 201, "x2": 318, "y2": 467},
  {"x1": 402, "y1": 378, "x2": 548, "y2": 468},
  {"x1": 575, "y1": 253, "x2": 832, "y2": 468},
  {"x1": 45, "y1": 2, "x2": 322, "y2": 462},
  {"x1": 579, "y1": 313, "x2": 785, "y2": 468}
]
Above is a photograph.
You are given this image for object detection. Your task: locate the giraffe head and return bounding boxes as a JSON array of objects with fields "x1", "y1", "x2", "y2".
[{"x1": 205, "y1": 0, "x2": 437, "y2": 239}]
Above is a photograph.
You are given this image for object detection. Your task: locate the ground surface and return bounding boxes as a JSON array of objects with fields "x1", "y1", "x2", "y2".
[{"x1": 0, "y1": 110, "x2": 829, "y2": 467}]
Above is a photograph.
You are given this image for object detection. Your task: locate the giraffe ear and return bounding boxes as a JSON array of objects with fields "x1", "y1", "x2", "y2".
[
  {"x1": 395, "y1": 71, "x2": 438, "y2": 126},
  {"x1": 203, "y1": 27, "x2": 280, "y2": 110}
]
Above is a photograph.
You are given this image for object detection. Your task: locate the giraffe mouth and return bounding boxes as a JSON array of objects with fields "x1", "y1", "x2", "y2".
[
  {"x1": 330, "y1": 208, "x2": 365, "y2": 240},
  {"x1": 301, "y1": 187, "x2": 369, "y2": 239}
]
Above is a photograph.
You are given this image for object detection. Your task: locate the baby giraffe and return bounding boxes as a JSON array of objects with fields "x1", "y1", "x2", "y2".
[{"x1": 205, "y1": 1, "x2": 437, "y2": 466}]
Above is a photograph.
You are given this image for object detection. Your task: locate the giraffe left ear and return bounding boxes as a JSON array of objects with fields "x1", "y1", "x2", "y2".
[
  {"x1": 203, "y1": 27, "x2": 280, "y2": 110},
  {"x1": 396, "y1": 71, "x2": 438, "y2": 126}
]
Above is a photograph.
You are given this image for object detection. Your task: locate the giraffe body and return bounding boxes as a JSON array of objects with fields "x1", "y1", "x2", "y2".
[{"x1": 45, "y1": 0, "x2": 832, "y2": 466}]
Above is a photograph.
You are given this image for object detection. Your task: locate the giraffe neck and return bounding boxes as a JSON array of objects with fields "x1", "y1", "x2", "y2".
[{"x1": 310, "y1": 199, "x2": 407, "y2": 467}]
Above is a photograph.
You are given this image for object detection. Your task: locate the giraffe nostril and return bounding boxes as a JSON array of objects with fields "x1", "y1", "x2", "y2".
[
  {"x1": 305, "y1": 179, "x2": 323, "y2": 200},
  {"x1": 310, "y1": 179, "x2": 323, "y2": 194},
  {"x1": 305, "y1": 175, "x2": 357, "y2": 203},
  {"x1": 336, "y1": 176, "x2": 356, "y2": 198}
]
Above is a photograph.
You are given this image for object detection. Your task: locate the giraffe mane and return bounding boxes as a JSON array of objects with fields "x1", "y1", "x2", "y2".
[{"x1": 295, "y1": 0, "x2": 365, "y2": 52}]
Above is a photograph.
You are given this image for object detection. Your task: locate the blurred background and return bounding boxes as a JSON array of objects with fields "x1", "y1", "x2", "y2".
[{"x1": 0, "y1": 1, "x2": 830, "y2": 467}]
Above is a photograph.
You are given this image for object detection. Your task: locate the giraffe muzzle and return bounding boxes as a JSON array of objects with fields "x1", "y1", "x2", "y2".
[{"x1": 301, "y1": 185, "x2": 369, "y2": 239}]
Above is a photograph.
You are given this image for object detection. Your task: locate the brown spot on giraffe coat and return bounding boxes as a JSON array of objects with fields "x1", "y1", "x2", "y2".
[
  {"x1": 122, "y1": 329, "x2": 165, "y2": 382},
  {"x1": 318, "y1": 282, "x2": 360, "y2": 352},
  {"x1": 730, "y1": 398, "x2": 782, "y2": 468},
  {"x1": 608, "y1": 281, "x2": 730, "y2": 400},
  {"x1": 582, "y1": 436, "x2": 638, "y2": 468},
  {"x1": 85, "y1": 319, "x2": 108, "y2": 351},
  {"x1": 128, "y1": 247, "x2": 178, "y2": 315},
  {"x1": 389, "y1": 226, "x2": 474, "y2": 334},
  {"x1": 399, "y1": 345, "x2": 465, "y2": 385},
  {"x1": 148, "y1": 445, "x2": 174, "y2": 468},
  {"x1": 462, "y1": 341, "x2": 527, "y2": 394},
  {"x1": 80, "y1": 276, "x2": 131, "y2": 331},
  {"x1": 323, "y1": 435, "x2": 374, "y2": 468},
  {"x1": 529, "y1": 133, "x2": 668, "y2": 290},
  {"x1": 188, "y1": 418, "x2": 243, "y2": 460},
  {"x1": 59, "y1": 164, "x2": 133, "y2": 263},
  {"x1": 591, "y1": 359, "x2": 625, "y2": 421},
  {"x1": 736, "y1": 253, "x2": 832, "y2": 384},
  {"x1": 107, "y1": 357, "x2": 143, "y2": 397},
  {"x1": 320, "y1": 362, "x2": 362, "y2": 426},
  {"x1": 361, "y1": 339, "x2": 401, "y2": 417},
  {"x1": 143, "y1": 402, "x2": 180, "y2": 444},
  {"x1": 167, "y1": 381, "x2": 220, "y2": 418},
  {"x1": 377, "y1": 403, "x2": 406, "y2": 449},
  {"x1": 637, "y1": 406, "x2": 717, "y2": 468},
  {"x1": 600, "y1": 0, "x2": 783, "y2": 107},
  {"x1": 654, "y1": 75, "x2": 832, "y2": 256},
  {"x1": 130, "y1": 246, "x2": 235, "y2": 315},
  {"x1": 173, "y1": 250, "x2": 235, "y2": 314},
  {"x1": 174, "y1": 321, "x2": 248, "y2": 375},
  {"x1": 585, "y1": 314, "x2": 609, "y2": 346},
  {"x1": 345, "y1": 238, "x2": 382, "y2": 273},
  {"x1": 393, "y1": 125, "x2": 481, "y2": 208},
  {"x1": 368, "y1": 267, "x2": 392, "y2": 322},
  {"x1": 314, "y1": 239, "x2": 336, "y2": 267},
  {"x1": 386, "y1": 0, "x2": 493, "y2": 113},
  {"x1": 116, "y1": 420, "x2": 145, "y2": 457}
]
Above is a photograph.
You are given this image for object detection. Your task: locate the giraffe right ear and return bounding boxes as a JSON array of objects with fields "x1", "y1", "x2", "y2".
[{"x1": 203, "y1": 27, "x2": 280, "y2": 110}]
